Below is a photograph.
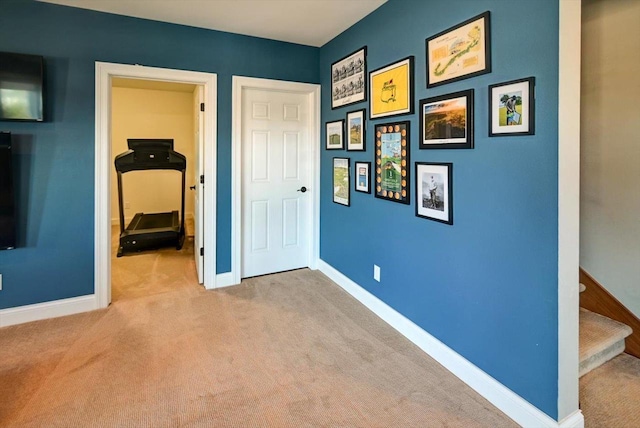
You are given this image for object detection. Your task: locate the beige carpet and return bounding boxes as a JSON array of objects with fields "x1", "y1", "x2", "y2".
[
  {"x1": 580, "y1": 353, "x2": 640, "y2": 428},
  {"x1": 0, "y1": 233, "x2": 519, "y2": 427}
]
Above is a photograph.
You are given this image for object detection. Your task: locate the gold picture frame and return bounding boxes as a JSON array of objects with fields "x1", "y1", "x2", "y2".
[{"x1": 369, "y1": 56, "x2": 414, "y2": 119}]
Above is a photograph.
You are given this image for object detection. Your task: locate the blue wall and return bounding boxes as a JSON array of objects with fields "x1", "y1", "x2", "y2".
[
  {"x1": 0, "y1": 0, "x2": 319, "y2": 309},
  {"x1": 319, "y1": 0, "x2": 559, "y2": 419}
]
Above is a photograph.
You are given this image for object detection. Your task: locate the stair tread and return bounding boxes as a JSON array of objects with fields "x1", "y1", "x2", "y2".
[{"x1": 579, "y1": 308, "x2": 633, "y2": 361}]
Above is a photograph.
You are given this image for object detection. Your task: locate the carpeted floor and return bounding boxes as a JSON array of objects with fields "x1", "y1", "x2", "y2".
[{"x1": 0, "y1": 232, "x2": 519, "y2": 427}]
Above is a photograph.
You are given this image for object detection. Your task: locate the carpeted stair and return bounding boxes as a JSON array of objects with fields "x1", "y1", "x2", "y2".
[{"x1": 579, "y1": 283, "x2": 633, "y2": 377}]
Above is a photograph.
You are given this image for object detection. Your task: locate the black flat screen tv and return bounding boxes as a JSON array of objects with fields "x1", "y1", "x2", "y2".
[
  {"x1": 0, "y1": 51, "x2": 44, "y2": 122},
  {"x1": 0, "y1": 132, "x2": 16, "y2": 250}
]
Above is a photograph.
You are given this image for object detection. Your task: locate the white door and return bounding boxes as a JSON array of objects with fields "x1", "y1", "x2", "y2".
[
  {"x1": 193, "y1": 86, "x2": 204, "y2": 283},
  {"x1": 241, "y1": 88, "x2": 311, "y2": 278}
]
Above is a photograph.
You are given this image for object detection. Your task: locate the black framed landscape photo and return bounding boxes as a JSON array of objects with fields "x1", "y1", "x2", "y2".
[
  {"x1": 346, "y1": 109, "x2": 366, "y2": 151},
  {"x1": 419, "y1": 89, "x2": 474, "y2": 149},
  {"x1": 426, "y1": 11, "x2": 491, "y2": 88},
  {"x1": 374, "y1": 121, "x2": 409, "y2": 204},
  {"x1": 332, "y1": 46, "x2": 367, "y2": 109},
  {"x1": 354, "y1": 161, "x2": 371, "y2": 193},
  {"x1": 369, "y1": 56, "x2": 414, "y2": 119},
  {"x1": 326, "y1": 120, "x2": 345, "y2": 150},
  {"x1": 489, "y1": 77, "x2": 535, "y2": 137},
  {"x1": 333, "y1": 157, "x2": 350, "y2": 206},
  {"x1": 415, "y1": 162, "x2": 453, "y2": 225}
]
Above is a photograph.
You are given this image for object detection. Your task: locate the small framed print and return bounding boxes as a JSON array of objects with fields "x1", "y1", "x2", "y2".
[
  {"x1": 369, "y1": 56, "x2": 414, "y2": 119},
  {"x1": 374, "y1": 121, "x2": 410, "y2": 204},
  {"x1": 419, "y1": 89, "x2": 474, "y2": 149},
  {"x1": 331, "y1": 46, "x2": 367, "y2": 109},
  {"x1": 426, "y1": 11, "x2": 491, "y2": 88},
  {"x1": 488, "y1": 77, "x2": 535, "y2": 137},
  {"x1": 333, "y1": 157, "x2": 350, "y2": 206},
  {"x1": 415, "y1": 162, "x2": 453, "y2": 225},
  {"x1": 346, "y1": 109, "x2": 366, "y2": 151},
  {"x1": 354, "y1": 161, "x2": 371, "y2": 193},
  {"x1": 326, "y1": 120, "x2": 345, "y2": 150}
]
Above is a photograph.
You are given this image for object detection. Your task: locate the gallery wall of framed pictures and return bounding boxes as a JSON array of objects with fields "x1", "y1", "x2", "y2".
[{"x1": 323, "y1": 9, "x2": 537, "y2": 227}]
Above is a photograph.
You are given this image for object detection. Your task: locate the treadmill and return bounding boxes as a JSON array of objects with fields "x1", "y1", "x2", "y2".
[{"x1": 114, "y1": 139, "x2": 186, "y2": 257}]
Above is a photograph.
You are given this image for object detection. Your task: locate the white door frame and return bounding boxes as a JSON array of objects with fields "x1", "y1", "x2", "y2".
[
  {"x1": 95, "y1": 62, "x2": 217, "y2": 309},
  {"x1": 231, "y1": 76, "x2": 320, "y2": 285}
]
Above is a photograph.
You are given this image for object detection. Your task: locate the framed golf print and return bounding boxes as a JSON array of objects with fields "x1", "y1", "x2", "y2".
[
  {"x1": 426, "y1": 11, "x2": 491, "y2": 88},
  {"x1": 333, "y1": 157, "x2": 350, "y2": 206},
  {"x1": 369, "y1": 56, "x2": 414, "y2": 119},
  {"x1": 346, "y1": 109, "x2": 366, "y2": 151},
  {"x1": 331, "y1": 46, "x2": 367, "y2": 109},
  {"x1": 374, "y1": 121, "x2": 409, "y2": 204},
  {"x1": 415, "y1": 162, "x2": 453, "y2": 225},
  {"x1": 354, "y1": 161, "x2": 371, "y2": 193},
  {"x1": 326, "y1": 120, "x2": 345, "y2": 150},
  {"x1": 489, "y1": 77, "x2": 535, "y2": 136},
  {"x1": 419, "y1": 89, "x2": 474, "y2": 149}
]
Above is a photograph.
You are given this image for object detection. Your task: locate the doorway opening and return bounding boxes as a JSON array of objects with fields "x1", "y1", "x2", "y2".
[{"x1": 95, "y1": 62, "x2": 217, "y2": 309}]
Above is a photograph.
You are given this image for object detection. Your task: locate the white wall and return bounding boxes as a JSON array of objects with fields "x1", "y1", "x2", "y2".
[
  {"x1": 110, "y1": 86, "x2": 196, "y2": 226},
  {"x1": 581, "y1": 0, "x2": 640, "y2": 316}
]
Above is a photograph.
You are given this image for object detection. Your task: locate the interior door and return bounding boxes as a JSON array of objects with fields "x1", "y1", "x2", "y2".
[
  {"x1": 241, "y1": 88, "x2": 311, "y2": 278},
  {"x1": 193, "y1": 86, "x2": 204, "y2": 283}
]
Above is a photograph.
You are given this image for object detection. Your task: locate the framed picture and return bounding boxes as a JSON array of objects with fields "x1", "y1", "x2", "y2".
[
  {"x1": 346, "y1": 109, "x2": 366, "y2": 151},
  {"x1": 415, "y1": 162, "x2": 453, "y2": 225},
  {"x1": 369, "y1": 56, "x2": 414, "y2": 119},
  {"x1": 426, "y1": 11, "x2": 491, "y2": 88},
  {"x1": 488, "y1": 77, "x2": 535, "y2": 137},
  {"x1": 374, "y1": 121, "x2": 409, "y2": 204},
  {"x1": 419, "y1": 89, "x2": 474, "y2": 149},
  {"x1": 333, "y1": 157, "x2": 350, "y2": 206},
  {"x1": 354, "y1": 161, "x2": 371, "y2": 193},
  {"x1": 326, "y1": 120, "x2": 345, "y2": 150},
  {"x1": 331, "y1": 46, "x2": 367, "y2": 109}
]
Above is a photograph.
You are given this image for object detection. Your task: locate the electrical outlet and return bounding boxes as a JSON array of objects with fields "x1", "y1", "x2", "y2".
[
  {"x1": 373, "y1": 265, "x2": 380, "y2": 282},
  {"x1": 0, "y1": 273, "x2": 3, "y2": 291},
  {"x1": 125, "y1": 201, "x2": 131, "y2": 209}
]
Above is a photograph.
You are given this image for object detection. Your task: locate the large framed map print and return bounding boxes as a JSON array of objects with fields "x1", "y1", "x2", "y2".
[
  {"x1": 374, "y1": 121, "x2": 410, "y2": 204},
  {"x1": 426, "y1": 11, "x2": 491, "y2": 88}
]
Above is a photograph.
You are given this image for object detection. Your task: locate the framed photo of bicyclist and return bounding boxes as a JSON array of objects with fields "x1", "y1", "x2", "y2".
[
  {"x1": 415, "y1": 162, "x2": 453, "y2": 225},
  {"x1": 369, "y1": 56, "x2": 414, "y2": 119},
  {"x1": 488, "y1": 77, "x2": 535, "y2": 137}
]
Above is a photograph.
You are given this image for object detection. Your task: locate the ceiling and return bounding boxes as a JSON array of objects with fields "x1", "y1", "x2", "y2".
[{"x1": 38, "y1": 0, "x2": 387, "y2": 47}]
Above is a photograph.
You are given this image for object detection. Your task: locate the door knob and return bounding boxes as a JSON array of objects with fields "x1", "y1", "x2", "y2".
[
  {"x1": 297, "y1": 186, "x2": 307, "y2": 193},
  {"x1": 189, "y1": 185, "x2": 196, "y2": 190}
]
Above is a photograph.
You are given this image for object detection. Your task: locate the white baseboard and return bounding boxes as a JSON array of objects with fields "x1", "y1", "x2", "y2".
[
  {"x1": 214, "y1": 272, "x2": 236, "y2": 289},
  {"x1": 0, "y1": 295, "x2": 98, "y2": 328},
  {"x1": 318, "y1": 260, "x2": 583, "y2": 428}
]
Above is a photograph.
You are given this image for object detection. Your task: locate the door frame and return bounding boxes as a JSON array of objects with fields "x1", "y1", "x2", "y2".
[
  {"x1": 95, "y1": 62, "x2": 217, "y2": 309},
  {"x1": 231, "y1": 76, "x2": 320, "y2": 285}
]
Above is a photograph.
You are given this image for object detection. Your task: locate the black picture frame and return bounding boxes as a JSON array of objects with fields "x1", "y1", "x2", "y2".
[
  {"x1": 419, "y1": 89, "x2": 474, "y2": 149},
  {"x1": 369, "y1": 56, "x2": 415, "y2": 119},
  {"x1": 346, "y1": 109, "x2": 366, "y2": 151},
  {"x1": 331, "y1": 46, "x2": 367, "y2": 110},
  {"x1": 426, "y1": 11, "x2": 491, "y2": 88},
  {"x1": 354, "y1": 161, "x2": 371, "y2": 194},
  {"x1": 333, "y1": 157, "x2": 350, "y2": 206},
  {"x1": 326, "y1": 120, "x2": 345, "y2": 150},
  {"x1": 488, "y1": 77, "x2": 535, "y2": 137},
  {"x1": 415, "y1": 162, "x2": 453, "y2": 225},
  {"x1": 374, "y1": 121, "x2": 410, "y2": 204}
]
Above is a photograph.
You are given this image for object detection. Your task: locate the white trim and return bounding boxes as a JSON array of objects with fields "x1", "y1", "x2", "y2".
[
  {"x1": 559, "y1": 411, "x2": 585, "y2": 428},
  {"x1": 95, "y1": 62, "x2": 217, "y2": 304},
  {"x1": 557, "y1": 0, "x2": 582, "y2": 421},
  {"x1": 318, "y1": 260, "x2": 583, "y2": 428},
  {"x1": 215, "y1": 272, "x2": 236, "y2": 289},
  {"x1": 230, "y1": 76, "x2": 321, "y2": 285},
  {"x1": 0, "y1": 295, "x2": 98, "y2": 328}
]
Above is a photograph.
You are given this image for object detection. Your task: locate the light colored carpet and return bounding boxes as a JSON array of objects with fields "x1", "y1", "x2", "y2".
[
  {"x1": 0, "y1": 268, "x2": 519, "y2": 427},
  {"x1": 580, "y1": 353, "x2": 640, "y2": 428},
  {"x1": 579, "y1": 308, "x2": 632, "y2": 377}
]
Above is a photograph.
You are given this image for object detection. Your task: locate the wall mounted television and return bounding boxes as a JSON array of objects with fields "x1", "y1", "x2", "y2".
[
  {"x1": 0, "y1": 51, "x2": 44, "y2": 122},
  {"x1": 0, "y1": 132, "x2": 16, "y2": 250}
]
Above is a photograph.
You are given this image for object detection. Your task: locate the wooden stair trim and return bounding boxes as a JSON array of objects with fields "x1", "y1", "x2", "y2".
[{"x1": 580, "y1": 268, "x2": 640, "y2": 359}]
